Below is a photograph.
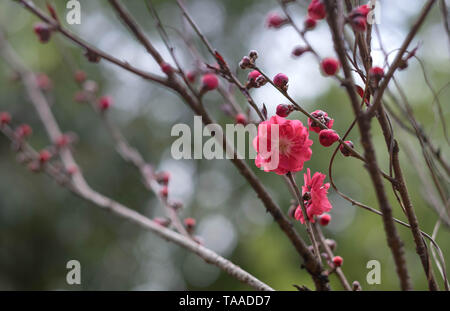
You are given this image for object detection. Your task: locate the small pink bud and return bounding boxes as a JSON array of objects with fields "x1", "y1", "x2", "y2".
[
  {"x1": 16, "y1": 124, "x2": 32, "y2": 138},
  {"x1": 321, "y1": 57, "x2": 340, "y2": 76},
  {"x1": 184, "y1": 217, "x2": 196, "y2": 232},
  {"x1": 319, "y1": 213, "x2": 331, "y2": 226},
  {"x1": 55, "y1": 134, "x2": 70, "y2": 148},
  {"x1": 33, "y1": 23, "x2": 52, "y2": 43},
  {"x1": 160, "y1": 186, "x2": 169, "y2": 198},
  {"x1": 0, "y1": 112, "x2": 11, "y2": 126},
  {"x1": 186, "y1": 71, "x2": 197, "y2": 83},
  {"x1": 98, "y1": 96, "x2": 112, "y2": 111},
  {"x1": 36, "y1": 73, "x2": 52, "y2": 91},
  {"x1": 304, "y1": 17, "x2": 317, "y2": 30},
  {"x1": 266, "y1": 12, "x2": 287, "y2": 29},
  {"x1": 160, "y1": 62, "x2": 174, "y2": 75},
  {"x1": 73, "y1": 70, "x2": 86, "y2": 84},
  {"x1": 239, "y1": 56, "x2": 252, "y2": 69},
  {"x1": 73, "y1": 91, "x2": 87, "y2": 103},
  {"x1": 156, "y1": 171, "x2": 170, "y2": 185},
  {"x1": 369, "y1": 66, "x2": 384, "y2": 81},
  {"x1": 235, "y1": 113, "x2": 247, "y2": 125},
  {"x1": 333, "y1": 256, "x2": 343, "y2": 267},
  {"x1": 319, "y1": 129, "x2": 340, "y2": 147},
  {"x1": 292, "y1": 46, "x2": 309, "y2": 57},
  {"x1": 339, "y1": 140, "x2": 354, "y2": 157},
  {"x1": 273, "y1": 73, "x2": 289, "y2": 91},
  {"x1": 308, "y1": 0, "x2": 326, "y2": 20},
  {"x1": 350, "y1": 16, "x2": 367, "y2": 32},
  {"x1": 39, "y1": 149, "x2": 52, "y2": 163},
  {"x1": 248, "y1": 70, "x2": 261, "y2": 83},
  {"x1": 308, "y1": 110, "x2": 334, "y2": 133},
  {"x1": 201, "y1": 74, "x2": 219, "y2": 91},
  {"x1": 276, "y1": 104, "x2": 293, "y2": 117}
]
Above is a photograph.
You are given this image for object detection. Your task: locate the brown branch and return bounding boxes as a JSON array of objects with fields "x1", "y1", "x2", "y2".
[{"x1": 324, "y1": 0, "x2": 411, "y2": 290}]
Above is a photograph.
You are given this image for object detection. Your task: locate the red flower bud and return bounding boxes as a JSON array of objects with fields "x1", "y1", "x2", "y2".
[
  {"x1": 319, "y1": 213, "x2": 331, "y2": 226},
  {"x1": 156, "y1": 171, "x2": 170, "y2": 185},
  {"x1": 98, "y1": 96, "x2": 113, "y2": 111},
  {"x1": 339, "y1": 140, "x2": 354, "y2": 157},
  {"x1": 186, "y1": 71, "x2": 197, "y2": 83},
  {"x1": 39, "y1": 149, "x2": 52, "y2": 163},
  {"x1": 36, "y1": 73, "x2": 52, "y2": 91},
  {"x1": 159, "y1": 186, "x2": 169, "y2": 198},
  {"x1": 304, "y1": 17, "x2": 317, "y2": 30},
  {"x1": 0, "y1": 112, "x2": 11, "y2": 126},
  {"x1": 239, "y1": 56, "x2": 252, "y2": 69},
  {"x1": 248, "y1": 70, "x2": 261, "y2": 83},
  {"x1": 292, "y1": 46, "x2": 309, "y2": 57},
  {"x1": 235, "y1": 113, "x2": 247, "y2": 125},
  {"x1": 74, "y1": 70, "x2": 87, "y2": 84},
  {"x1": 276, "y1": 104, "x2": 293, "y2": 117},
  {"x1": 369, "y1": 66, "x2": 384, "y2": 81},
  {"x1": 33, "y1": 23, "x2": 52, "y2": 43},
  {"x1": 160, "y1": 62, "x2": 174, "y2": 75},
  {"x1": 321, "y1": 57, "x2": 340, "y2": 76},
  {"x1": 184, "y1": 217, "x2": 196, "y2": 231},
  {"x1": 266, "y1": 12, "x2": 287, "y2": 29},
  {"x1": 273, "y1": 73, "x2": 289, "y2": 91},
  {"x1": 55, "y1": 134, "x2": 70, "y2": 148},
  {"x1": 201, "y1": 74, "x2": 219, "y2": 91},
  {"x1": 308, "y1": 0, "x2": 326, "y2": 20},
  {"x1": 16, "y1": 124, "x2": 32, "y2": 138},
  {"x1": 319, "y1": 129, "x2": 339, "y2": 147},
  {"x1": 350, "y1": 16, "x2": 367, "y2": 32},
  {"x1": 308, "y1": 110, "x2": 334, "y2": 133},
  {"x1": 333, "y1": 256, "x2": 343, "y2": 267}
]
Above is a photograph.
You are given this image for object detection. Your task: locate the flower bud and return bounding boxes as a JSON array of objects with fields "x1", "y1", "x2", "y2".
[
  {"x1": 235, "y1": 113, "x2": 247, "y2": 125},
  {"x1": 307, "y1": 0, "x2": 326, "y2": 20},
  {"x1": 273, "y1": 73, "x2": 289, "y2": 91},
  {"x1": 292, "y1": 46, "x2": 309, "y2": 57},
  {"x1": 332, "y1": 256, "x2": 343, "y2": 267},
  {"x1": 16, "y1": 124, "x2": 32, "y2": 139},
  {"x1": 319, "y1": 129, "x2": 340, "y2": 147},
  {"x1": 33, "y1": 23, "x2": 52, "y2": 43},
  {"x1": 39, "y1": 149, "x2": 52, "y2": 163},
  {"x1": 266, "y1": 12, "x2": 288, "y2": 29},
  {"x1": 321, "y1": 57, "x2": 340, "y2": 76},
  {"x1": 304, "y1": 17, "x2": 317, "y2": 30},
  {"x1": 276, "y1": 104, "x2": 294, "y2": 117},
  {"x1": 0, "y1": 112, "x2": 11, "y2": 126},
  {"x1": 98, "y1": 96, "x2": 113, "y2": 111},
  {"x1": 201, "y1": 74, "x2": 219, "y2": 91},
  {"x1": 339, "y1": 140, "x2": 354, "y2": 157},
  {"x1": 308, "y1": 110, "x2": 334, "y2": 133},
  {"x1": 319, "y1": 213, "x2": 331, "y2": 226},
  {"x1": 74, "y1": 70, "x2": 87, "y2": 84},
  {"x1": 160, "y1": 62, "x2": 174, "y2": 75}
]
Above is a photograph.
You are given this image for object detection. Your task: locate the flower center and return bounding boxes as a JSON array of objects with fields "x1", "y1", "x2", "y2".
[{"x1": 278, "y1": 137, "x2": 292, "y2": 155}]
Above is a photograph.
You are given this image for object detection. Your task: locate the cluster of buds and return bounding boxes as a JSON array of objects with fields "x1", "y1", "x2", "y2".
[
  {"x1": 239, "y1": 50, "x2": 258, "y2": 70},
  {"x1": 246, "y1": 70, "x2": 267, "y2": 89},
  {"x1": 308, "y1": 110, "x2": 334, "y2": 133},
  {"x1": 265, "y1": 12, "x2": 288, "y2": 29},
  {"x1": 347, "y1": 5, "x2": 371, "y2": 33}
]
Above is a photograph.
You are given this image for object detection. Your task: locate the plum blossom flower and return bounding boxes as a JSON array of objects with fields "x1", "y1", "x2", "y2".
[
  {"x1": 294, "y1": 168, "x2": 332, "y2": 223},
  {"x1": 253, "y1": 115, "x2": 312, "y2": 175}
]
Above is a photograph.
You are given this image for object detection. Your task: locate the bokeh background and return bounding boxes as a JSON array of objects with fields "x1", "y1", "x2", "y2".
[{"x1": 0, "y1": 0, "x2": 449, "y2": 290}]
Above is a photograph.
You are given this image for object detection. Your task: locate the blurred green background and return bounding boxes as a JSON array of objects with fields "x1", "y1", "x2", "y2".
[{"x1": 0, "y1": 0, "x2": 448, "y2": 290}]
